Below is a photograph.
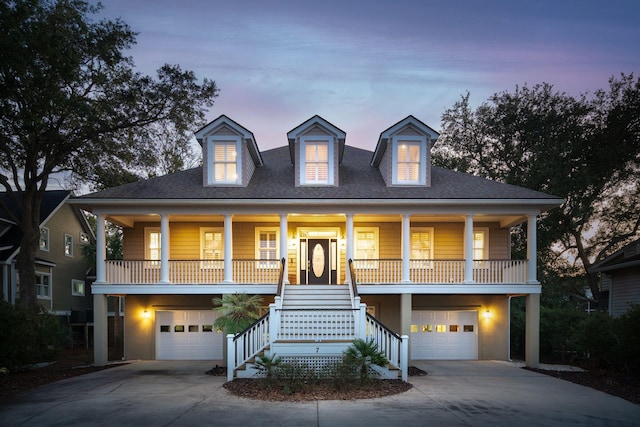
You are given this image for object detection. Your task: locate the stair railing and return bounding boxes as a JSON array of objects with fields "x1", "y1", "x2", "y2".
[
  {"x1": 227, "y1": 312, "x2": 270, "y2": 381},
  {"x1": 365, "y1": 313, "x2": 409, "y2": 381}
]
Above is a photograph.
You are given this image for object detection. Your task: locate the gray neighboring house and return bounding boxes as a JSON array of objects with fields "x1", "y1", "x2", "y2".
[
  {"x1": 0, "y1": 191, "x2": 95, "y2": 324},
  {"x1": 590, "y1": 238, "x2": 640, "y2": 316}
]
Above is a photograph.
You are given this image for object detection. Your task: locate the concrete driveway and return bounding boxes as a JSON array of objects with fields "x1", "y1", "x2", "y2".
[{"x1": 1, "y1": 360, "x2": 638, "y2": 426}]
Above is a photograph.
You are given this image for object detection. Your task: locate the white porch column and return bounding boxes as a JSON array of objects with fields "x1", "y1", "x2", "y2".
[
  {"x1": 279, "y1": 214, "x2": 289, "y2": 283},
  {"x1": 346, "y1": 214, "x2": 354, "y2": 261},
  {"x1": 400, "y1": 293, "x2": 412, "y2": 361},
  {"x1": 160, "y1": 214, "x2": 170, "y2": 283},
  {"x1": 93, "y1": 293, "x2": 108, "y2": 366},
  {"x1": 401, "y1": 214, "x2": 411, "y2": 283},
  {"x1": 525, "y1": 293, "x2": 540, "y2": 368},
  {"x1": 95, "y1": 213, "x2": 106, "y2": 284},
  {"x1": 224, "y1": 214, "x2": 233, "y2": 283},
  {"x1": 464, "y1": 214, "x2": 475, "y2": 283},
  {"x1": 527, "y1": 214, "x2": 539, "y2": 284}
]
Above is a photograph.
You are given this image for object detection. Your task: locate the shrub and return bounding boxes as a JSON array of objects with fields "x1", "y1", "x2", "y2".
[
  {"x1": 0, "y1": 301, "x2": 67, "y2": 370},
  {"x1": 342, "y1": 338, "x2": 388, "y2": 383}
]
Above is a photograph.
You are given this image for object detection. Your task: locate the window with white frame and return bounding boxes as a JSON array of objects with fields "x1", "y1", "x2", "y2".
[
  {"x1": 71, "y1": 279, "x2": 85, "y2": 296},
  {"x1": 64, "y1": 234, "x2": 73, "y2": 257},
  {"x1": 473, "y1": 228, "x2": 488, "y2": 260},
  {"x1": 200, "y1": 228, "x2": 223, "y2": 268},
  {"x1": 411, "y1": 227, "x2": 434, "y2": 268},
  {"x1": 36, "y1": 272, "x2": 51, "y2": 299},
  {"x1": 301, "y1": 138, "x2": 332, "y2": 185},
  {"x1": 40, "y1": 227, "x2": 49, "y2": 251},
  {"x1": 79, "y1": 231, "x2": 90, "y2": 245},
  {"x1": 207, "y1": 139, "x2": 240, "y2": 184},
  {"x1": 392, "y1": 136, "x2": 426, "y2": 185},
  {"x1": 255, "y1": 228, "x2": 279, "y2": 268},
  {"x1": 354, "y1": 227, "x2": 379, "y2": 268},
  {"x1": 145, "y1": 228, "x2": 161, "y2": 266}
]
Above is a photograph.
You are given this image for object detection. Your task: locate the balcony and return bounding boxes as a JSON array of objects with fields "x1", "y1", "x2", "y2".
[
  {"x1": 351, "y1": 259, "x2": 529, "y2": 284},
  {"x1": 103, "y1": 258, "x2": 529, "y2": 285}
]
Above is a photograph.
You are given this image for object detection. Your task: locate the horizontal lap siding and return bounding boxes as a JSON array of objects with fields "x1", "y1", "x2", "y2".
[{"x1": 611, "y1": 267, "x2": 640, "y2": 317}]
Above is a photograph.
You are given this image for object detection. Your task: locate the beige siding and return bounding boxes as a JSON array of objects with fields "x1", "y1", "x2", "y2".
[
  {"x1": 378, "y1": 146, "x2": 392, "y2": 186},
  {"x1": 242, "y1": 143, "x2": 256, "y2": 186}
]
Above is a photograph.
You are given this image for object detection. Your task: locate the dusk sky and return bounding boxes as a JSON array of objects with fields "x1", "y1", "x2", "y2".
[{"x1": 99, "y1": 0, "x2": 640, "y2": 151}]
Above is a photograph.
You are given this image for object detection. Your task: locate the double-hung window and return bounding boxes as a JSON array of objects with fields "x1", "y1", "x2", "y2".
[
  {"x1": 392, "y1": 136, "x2": 426, "y2": 185},
  {"x1": 255, "y1": 228, "x2": 279, "y2": 269},
  {"x1": 64, "y1": 234, "x2": 73, "y2": 257},
  {"x1": 145, "y1": 228, "x2": 161, "y2": 267},
  {"x1": 40, "y1": 227, "x2": 49, "y2": 251},
  {"x1": 200, "y1": 228, "x2": 223, "y2": 268},
  {"x1": 302, "y1": 138, "x2": 332, "y2": 185},
  {"x1": 36, "y1": 272, "x2": 51, "y2": 299},
  {"x1": 207, "y1": 138, "x2": 240, "y2": 185},
  {"x1": 354, "y1": 228, "x2": 379, "y2": 269},
  {"x1": 410, "y1": 228, "x2": 434, "y2": 269},
  {"x1": 473, "y1": 228, "x2": 489, "y2": 269}
]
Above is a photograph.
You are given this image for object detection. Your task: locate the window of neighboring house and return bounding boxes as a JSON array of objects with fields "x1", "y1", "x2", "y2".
[
  {"x1": 71, "y1": 279, "x2": 85, "y2": 296},
  {"x1": 40, "y1": 227, "x2": 49, "y2": 251},
  {"x1": 145, "y1": 228, "x2": 161, "y2": 266},
  {"x1": 200, "y1": 228, "x2": 223, "y2": 268},
  {"x1": 354, "y1": 227, "x2": 379, "y2": 268},
  {"x1": 301, "y1": 138, "x2": 332, "y2": 185},
  {"x1": 392, "y1": 136, "x2": 426, "y2": 185},
  {"x1": 64, "y1": 234, "x2": 73, "y2": 257},
  {"x1": 410, "y1": 227, "x2": 434, "y2": 268},
  {"x1": 36, "y1": 272, "x2": 51, "y2": 299},
  {"x1": 255, "y1": 228, "x2": 279, "y2": 268},
  {"x1": 207, "y1": 139, "x2": 240, "y2": 184},
  {"x1": 79, "y1": 232, "x2": 90, "y2": 245}
]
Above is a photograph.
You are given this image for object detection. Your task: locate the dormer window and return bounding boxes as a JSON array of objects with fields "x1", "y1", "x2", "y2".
[
  {"x1": 207, "y1": 138, "x2": 241, "y2": 185},
  {"x1": 303, "y1": 138, "x2": 332, "y2": 185},
  {"x1": 391, "y1": 135, "x2": 428, "y2": 186}
]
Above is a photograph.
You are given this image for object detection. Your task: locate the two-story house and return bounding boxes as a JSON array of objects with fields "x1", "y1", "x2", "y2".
[
  {"x1": 1, "y1": 191, "x2": 95, "y2": 327},
  {"x1": 72, "y1": 115, "x2": 562, "y2": 377}
]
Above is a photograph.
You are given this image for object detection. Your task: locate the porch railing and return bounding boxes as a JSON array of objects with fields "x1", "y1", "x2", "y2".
[{"x1": 352, "y1": 259, "x2": 529, "y2": 284}]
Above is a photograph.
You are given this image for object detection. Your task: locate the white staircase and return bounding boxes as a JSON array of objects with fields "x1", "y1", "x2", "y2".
[{"x1": 227, "y1": 283, "x2": 408, "y2": 381}]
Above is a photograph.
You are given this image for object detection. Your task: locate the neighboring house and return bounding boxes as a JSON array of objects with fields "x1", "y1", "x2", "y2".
[
  {"x1": 72, "y1": 115, "x2": 563, "y2": 375},
  {"x1": 0, "y1": 191, "x2": 95, "y2": 320},
  {"x1": 589, "y1": 238, "x2": 640, "y2": 316}
]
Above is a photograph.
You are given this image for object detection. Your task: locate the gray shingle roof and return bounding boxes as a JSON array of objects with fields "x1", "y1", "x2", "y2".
[{"x1": 78, "y1": 146, "x2": 559, "y2": 201}]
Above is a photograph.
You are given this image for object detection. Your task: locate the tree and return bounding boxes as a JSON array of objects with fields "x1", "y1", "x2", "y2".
[
  {"x1": 0, "y1": 0, "x2": 218, "y2": 308},
  {"x1": 212, "y1": 294, "x2": 265, "y2": 335},
  {"x1": 433, "y1": 75, "x2": 640, "y2": 306}
]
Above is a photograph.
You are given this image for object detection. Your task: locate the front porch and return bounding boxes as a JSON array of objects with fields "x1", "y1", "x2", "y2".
[{"x1": 102, "y1": 258, "x2": 530, "y2": 285}]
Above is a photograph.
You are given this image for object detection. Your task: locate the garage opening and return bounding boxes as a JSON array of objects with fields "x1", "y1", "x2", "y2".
[
  {"x1": 156, "y1": 310, "x2": 224, "y2": 360},
  {"x1": 411, "y1": 310, "x2": 478, "y2": 360}
]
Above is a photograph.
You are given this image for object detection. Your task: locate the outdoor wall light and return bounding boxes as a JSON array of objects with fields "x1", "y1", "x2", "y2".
[
  {"x1": 142, "y1": 309, "x2": 150, "y2": 319},
  {"x1": 483, "y1": 309, "x2": 491, "y2": 319}
]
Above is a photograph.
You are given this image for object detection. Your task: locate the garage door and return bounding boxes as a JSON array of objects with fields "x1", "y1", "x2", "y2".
[
  {"x1": 156, "y1": 310, "x2": 224, "y2": 360},
  {"x1": 411, "y1": 310, "x2": 478, "y2": 360}
]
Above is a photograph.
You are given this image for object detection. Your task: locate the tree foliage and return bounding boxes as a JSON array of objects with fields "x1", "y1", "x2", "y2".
[
  {"x1": 433, "y1": 75, "x2": 640, "y2": 305},
  {"x1": 0, "y1": 0, "x2": 218, "y2": 307},
  {"x1": 212, "y1": 294, "x2": 265, "y2": 335}
]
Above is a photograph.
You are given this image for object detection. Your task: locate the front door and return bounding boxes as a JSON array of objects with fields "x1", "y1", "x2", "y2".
[{"x1": 307, "y1": 239, "x2": 329, "y2": 284}]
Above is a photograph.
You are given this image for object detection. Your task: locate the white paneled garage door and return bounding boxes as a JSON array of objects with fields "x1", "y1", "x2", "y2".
[
  {"x1": 411, "y1": 310, "x2": 478, "y2": 360},
  {"x1": 156, "y1": 310, "x2": 224, "y2": 360}
]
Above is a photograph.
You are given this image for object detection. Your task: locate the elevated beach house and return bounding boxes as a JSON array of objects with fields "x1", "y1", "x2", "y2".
[{"x1": 71, "y1": 115, "x2": 562, "y2": 379}]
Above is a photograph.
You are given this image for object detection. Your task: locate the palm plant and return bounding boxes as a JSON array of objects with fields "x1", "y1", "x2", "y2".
[
  {"x1": 255, "y1": 353, "x2": 282, "y2": 380},
  {"x1": 343, "y1": 338, "x2": 388, "y2": 381},
  {"x1": 212, "y1": 293, "x2": 265, "y2": 335}
]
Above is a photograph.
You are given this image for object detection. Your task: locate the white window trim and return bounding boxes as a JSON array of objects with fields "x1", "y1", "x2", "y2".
[
  {"x1": 40, "y1": 227, "x2": 50, "y2": 252},
  {"x1": 255, "y1": 227, "x2": 280, "y2": 269},
  {"x1": 300, "y1": 136, "x2": 333, "y2": 185},
  {"x1": 410, "y1": 227, "x2": 435, "y2": 268},
  {"x1": 79, "y1": 231, "x2": 90, "y2": 245},
  {"x1": 144, "y1": 227, "x2": 161, "y2": 267},
  {"x1": 64, "y1": 234, "x2": 73, "y2": 257},
  {"x1": 207, "y1": 137, "x2": 242, "y2": 185},
  {"x1": 200, "y1": 227, "x2": 224, "y2": 268},
  {"x1": 354, "y1": 227, "x2": 379, "y2": 268},
  {"x1": 71, "y1": 279, "x2": 85, "y2": 296},
  {"x1": 391, "y1": 135, "x2": 427, "y2": 185},
  {"x1": 36, "y1": 272, "x2": 51, "y2": 300},
  {"x1": 473, "y1": 227, "x2": 489, "y2": 269}
]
